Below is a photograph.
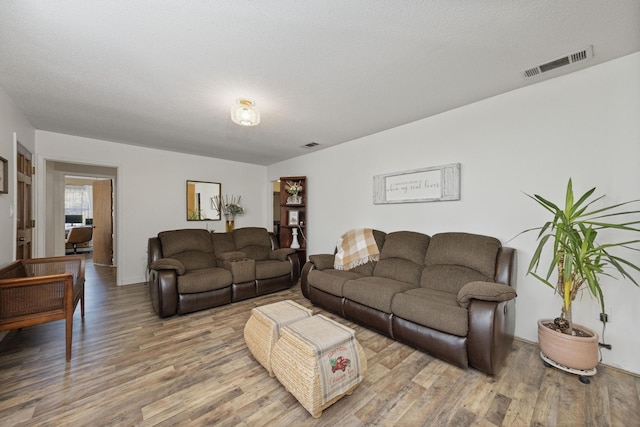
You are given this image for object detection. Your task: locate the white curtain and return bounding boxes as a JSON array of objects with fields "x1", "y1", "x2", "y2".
[{"x1": 65, "y1": 185, "x2": 93, "y2": 223}]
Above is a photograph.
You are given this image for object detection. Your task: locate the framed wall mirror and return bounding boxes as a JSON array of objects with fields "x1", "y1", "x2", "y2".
[{"x1": 186, "y1": 180, "x2": 221, "y2": 221}]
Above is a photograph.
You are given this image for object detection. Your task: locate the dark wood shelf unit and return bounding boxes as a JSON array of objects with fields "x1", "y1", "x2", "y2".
[{"x1": 279, "y1": 176, "x2": 307, "y2": 266}]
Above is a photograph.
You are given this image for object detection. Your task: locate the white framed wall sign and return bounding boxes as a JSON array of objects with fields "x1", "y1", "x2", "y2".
[{"x1": 373, "y1": 163, "x2": 460, "y2": 204}]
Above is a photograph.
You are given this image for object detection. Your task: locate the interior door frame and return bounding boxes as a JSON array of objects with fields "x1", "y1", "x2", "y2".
[
  {"x1": 15, "y1": 142, "x2": 33, "y2": 259},
  {"x1": 35, "y1": 155, "x2": 122, "y2": 284}
]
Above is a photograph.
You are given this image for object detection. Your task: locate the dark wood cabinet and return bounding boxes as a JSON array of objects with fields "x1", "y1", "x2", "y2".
[{"x1": 279, "y1": 176, "x2": 307, "y2": 266}]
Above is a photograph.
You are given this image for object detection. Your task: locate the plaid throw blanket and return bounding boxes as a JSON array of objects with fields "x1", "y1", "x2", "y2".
[{"x1": 334, "y1": 228, "x2": 380, "y2": 270}]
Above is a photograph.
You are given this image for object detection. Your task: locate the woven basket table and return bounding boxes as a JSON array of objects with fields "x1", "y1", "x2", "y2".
[
  {"x1": 271, "y1": 314, "x2": 367, "y2": 418},
  {"x1": 244, "y1": 300, "x2": 313, "y2": 376}
]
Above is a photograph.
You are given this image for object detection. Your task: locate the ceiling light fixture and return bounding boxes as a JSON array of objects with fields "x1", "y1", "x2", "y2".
[{"x1": 230, "y1": 99, "x2": 260, "y2": 126}]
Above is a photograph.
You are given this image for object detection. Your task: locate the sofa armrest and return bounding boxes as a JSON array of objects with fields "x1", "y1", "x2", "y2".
[
  {"x1": 457, "y1": 281, "x2": 516, "y2": 309},
  {"x1": 216, "y1": 251, "x2": 247, "y2": 263},
  {"x1": 467, "y1": 298, "x2": 516, "y2": 375},
  {"x1": 270, "y1": 248, "x2": 296, "y2": 261},
  {"x1": 148, "y1": 269, "x2": 178, "y2": 318},
  {"x1": 227, "y1": 258, "x2": 256, "y2": 283},
  {"x1": 149, "y1": 258, "x2": 185, "y2": 275},
  {"x1": 300, "y1": 254, "x2": 334, "y2": 299},
  {"x1": 308, "y1": 254, "x2": 335, "y2": 270},
  {"x1": 300, "y1": 261, "x2": 315, "y2": 299},
  {"x1": 288, "y1": 253, "x2": 301, "y2": 285}
]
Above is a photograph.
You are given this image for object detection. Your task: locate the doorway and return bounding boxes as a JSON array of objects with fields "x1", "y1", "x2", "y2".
[
  {"x1": 41, "y1": 160, "x2": 117, "y2": 265},
  {"x1": 63, "y1": 176, "x2": 114, "y2": 265}
]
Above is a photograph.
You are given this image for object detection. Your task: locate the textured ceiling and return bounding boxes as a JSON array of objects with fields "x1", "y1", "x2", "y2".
[{"x1": 1, "y1": 1, "x2": 639, "y2": 165}]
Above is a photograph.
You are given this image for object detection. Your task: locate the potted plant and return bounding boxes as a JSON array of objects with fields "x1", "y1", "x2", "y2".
[{"x1": 523, "y1": 179, "x2": 640, "y2": 372}]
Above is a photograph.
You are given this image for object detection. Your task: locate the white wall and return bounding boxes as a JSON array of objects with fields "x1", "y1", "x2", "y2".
[
  {"x1": 36, "y1": 131, "x2": 268, "y2": 286},
  {"x1": 268, "y1": 53, "x2": 640, "y2": 374},
  {"x1": 0, "y1": 87, "x2": 35, "y2": 265}
]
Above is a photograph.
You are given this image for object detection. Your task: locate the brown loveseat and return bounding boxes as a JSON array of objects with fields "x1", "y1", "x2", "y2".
[
  {"x1": 148, "y1": 227, "x2": 300, "y2": 318},
  {"x1": 300, "y1": 230, "x2": 516, "y2": 375}
]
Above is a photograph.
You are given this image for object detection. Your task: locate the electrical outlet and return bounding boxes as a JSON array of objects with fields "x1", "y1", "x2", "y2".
[{"x1": 599, "y1": 312, "x2": 609, "y2": 323}]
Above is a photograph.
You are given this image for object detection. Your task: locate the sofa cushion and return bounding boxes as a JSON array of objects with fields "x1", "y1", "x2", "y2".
[
  {"x1": 233, "y1": 227, "x2": 272, "y2": 247},
  {"x1": 177, "y1": 268, "x2": 233, "y2": 294},
  {"x1": 211, "y1": 232, "x2": 236, "y2": 254},
  {"x1": 392, "y1": 288, "x2": 469, "y2": 337},
  {"x1": 308, "y1": 269, "x2": 366, "y2": 297},
  {"x1": 421, "y1": 264, "x2": 494, "y2": 294},
  {"x1": 343, "y1": 276, "x2": 418, "y2": 313},
  {"x1": 457, "y1": 281, "x2": 517, "y2": 309},
  {"x1": 239, "y1": 245, "x2": 272, "y2": 261},
  {"x1": 373, "y1": 231, "x2": 430, "y2": 285},
  {"x1": 159, "y1": 229, "x2": 214, "y2": 258},
  {"x1": 171, "y1": 250, "x2": 217, "y2": 271},
  {"x1": 374, "y1": 258, "x2": 424, "y2": 285},
  {"x1": 232, "y1": 227, "x2": 272, "y2": 255},
  {"x1": 255, "y1": 260, "x2": 291, "y2": 280},
  {"x1": 424, "y1": 232, "x2": 500, "y2": 278},
  {"x1": 379, "y1": 231, "x2": 430, "y2": 265},
  {"x1": 349, "y1": 261, "x2": 376, "y2": 276},
  {"x1": 227, "y1": 228, "x2": 272, "y2": 261}
]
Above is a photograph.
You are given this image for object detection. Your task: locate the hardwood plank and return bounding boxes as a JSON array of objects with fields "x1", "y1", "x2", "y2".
[
  {"x1": 502, "y1": 383, "x2": 539, "y2": 426},
  {"x1": 530, "y1": 371, "x2": 560, "y2": 427},
  {"x1": 484, "y1": 393, "x2": 512, "y2": 426},
  {"x1": 606, "y1": 366, "x2": 640, "y2": 426}
]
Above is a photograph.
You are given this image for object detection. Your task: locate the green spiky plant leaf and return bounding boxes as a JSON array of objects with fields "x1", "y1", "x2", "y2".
[{"x1": 521, "y1": 179, "x2": 640, "y2": 334}]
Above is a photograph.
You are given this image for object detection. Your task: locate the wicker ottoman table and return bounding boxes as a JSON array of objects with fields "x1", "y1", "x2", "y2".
[
  {"x1": 244, "y1": 300, "x2": 313, "y2": 376},
  {"x1": 271, "y1": 314, "x2": 367, "y2": 418}
]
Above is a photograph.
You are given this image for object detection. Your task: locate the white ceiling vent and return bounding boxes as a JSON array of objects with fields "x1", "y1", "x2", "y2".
[
  {"x1": 522, "y1": 45, "x2": 593, "y2": 78},
  {"x1": 301, "y1": 142, "x2": 320, "y2": 148}
]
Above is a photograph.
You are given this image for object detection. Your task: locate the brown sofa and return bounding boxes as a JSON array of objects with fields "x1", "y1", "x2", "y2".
[
  {"x1": 148, "y1": 227, "x2": 300, "y2": 317},
  {"x1": 300, "y1": 230, "x2": 516, "y2": 375}
]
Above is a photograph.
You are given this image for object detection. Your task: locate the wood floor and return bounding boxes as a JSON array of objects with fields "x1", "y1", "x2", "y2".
[{"x1": 1, "y1": 260, "x2": 639, "y2": 427}]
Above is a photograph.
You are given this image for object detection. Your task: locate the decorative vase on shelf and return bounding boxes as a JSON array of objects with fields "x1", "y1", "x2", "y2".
[
  {"x1": 287, "y1": 193, "x2": 302, "y2": 205},
  {"x1": 290, "y1": 228, "x2": 301, "y2": 249},
  {"x1": 285, "y1": 180, "x2": 303, "y2": 205}
]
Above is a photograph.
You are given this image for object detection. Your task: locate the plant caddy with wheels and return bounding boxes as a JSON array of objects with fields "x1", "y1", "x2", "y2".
[{"x1": 519, "y1": 179, "x2": 640, "y2": 383}]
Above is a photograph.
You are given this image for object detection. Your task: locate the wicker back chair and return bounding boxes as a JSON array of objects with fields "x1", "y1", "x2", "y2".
[{"x1": 0, "y1": 255, "x2": 86, "y2": 361}]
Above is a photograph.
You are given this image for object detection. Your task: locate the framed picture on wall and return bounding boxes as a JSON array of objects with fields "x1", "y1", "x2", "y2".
[
  {"x1": 0, "y1": 156, "x2": 7, "y2": 194},
  {"x1": 288, "y1": 210, "x2": 299, "y2": 226}
]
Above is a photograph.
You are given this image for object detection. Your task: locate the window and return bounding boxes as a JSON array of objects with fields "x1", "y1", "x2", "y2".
[{"x1": 65, "y1": 184, "x2": 93, "y2": 225}]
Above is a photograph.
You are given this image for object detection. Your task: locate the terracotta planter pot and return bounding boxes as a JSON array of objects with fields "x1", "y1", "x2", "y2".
[{"x1": 537, "y1": 319, "x2": 599, "y2": 370}]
